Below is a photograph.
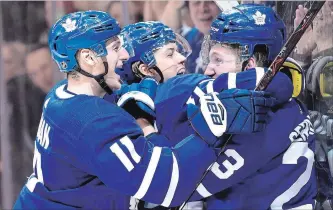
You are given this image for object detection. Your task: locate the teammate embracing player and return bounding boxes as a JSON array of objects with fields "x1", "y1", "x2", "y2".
[
  {"x1": 13, "y1": 9, "x2": 279, "y2": 209},
  {"x1": 117, "y1": 4, "x2": 317, "y2": 210}
]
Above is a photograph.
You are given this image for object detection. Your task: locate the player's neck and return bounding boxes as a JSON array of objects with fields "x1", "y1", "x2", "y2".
[{"x1": 67, "y1": 77, "x2": 105, "y2": 97}]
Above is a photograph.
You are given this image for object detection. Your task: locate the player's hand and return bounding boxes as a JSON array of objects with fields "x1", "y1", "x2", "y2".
[
  {"x1": 117, "y1": 77, "x2": 158, "y2": 122},
  {"x1": 294, "y1": 4, "x2": 316, "y2": 55},
  {"x1": 187, "y1": 89, "x2": 276, "y2": 146},
  {"x1": 294, "y1": 5, "x2": 309, "y2": 30},
  {"x1": 136, "y1": 118, "x2": 156, "y2": 136}
]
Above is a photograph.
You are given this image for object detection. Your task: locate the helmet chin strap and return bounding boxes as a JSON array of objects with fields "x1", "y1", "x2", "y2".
[
  {"x1": 74, "y1": 61, "x2": 114, "y2": 95},
  {"x1": 152, "y1": 63, "x2": 181, "y2": 83},
  {"x1": 152, "y1": 66, "x2": 164, "y2": 83}
]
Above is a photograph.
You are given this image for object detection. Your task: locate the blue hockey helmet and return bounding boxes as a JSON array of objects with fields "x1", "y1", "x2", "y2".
[
  {"x1": 202, "y1": 4, "x2": 286, "y2": 67},
  {"x1": 116, "y1": 21, "x2": 191, "y2": 84},
  {"x1": 48, "y1": 10, "x2": 121, "y2": 73}
]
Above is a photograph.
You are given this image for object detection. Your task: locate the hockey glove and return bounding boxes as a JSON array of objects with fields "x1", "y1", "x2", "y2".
[
  {"x1": 187, "y1": 89, "x2": 276, "y2": 146},
  {"x1": 211, "y1": 67, "x2": 293, "y2": 105},
  {"x1": 117, "y1": 77, "x2": 158, "y2": 122}
]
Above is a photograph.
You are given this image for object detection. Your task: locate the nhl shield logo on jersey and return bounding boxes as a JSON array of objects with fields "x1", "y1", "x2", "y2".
[
  {"x1": 62, "y1": 18, "x2": 77, "y2": 32},
  {"x1": 253, "y1": 11, "x2": 266, "y2": 25}
]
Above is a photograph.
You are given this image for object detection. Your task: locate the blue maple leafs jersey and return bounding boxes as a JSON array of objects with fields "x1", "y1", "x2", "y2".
[
  {"x1": 155, "y1": 71, "x2": 317, "y2": 209},
  {"x1": 199, "y1": 100, "x2": 317, "y2": 210},
  {"x1": 13, "y1": 80, "x2": 217, "y2": 209}
]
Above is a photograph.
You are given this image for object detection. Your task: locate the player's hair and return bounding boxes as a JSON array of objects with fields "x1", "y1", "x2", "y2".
[
  {"x1": 252, "y1": 44, "x2": 270, "y2": 68},
  {"x1": 131, "y1": 61, "x2": 146, "y2": 79}
]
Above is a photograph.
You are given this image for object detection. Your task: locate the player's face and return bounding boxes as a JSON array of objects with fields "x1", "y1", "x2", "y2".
[
  {"x1": 154, "y1": 42, "x2": 186, "y2": 82},
  {"x1": 204, "y1": 44, "x2": 240, "y2": 78},
  {"x1": 104, "y1": 37, "x2": 130, "y2": 90}
]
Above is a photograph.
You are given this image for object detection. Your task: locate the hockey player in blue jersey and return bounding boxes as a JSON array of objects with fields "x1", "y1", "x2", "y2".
[
  {"x1": 196, "y1": 4, "x2": 317, "y2": 210},
  {"x1": 115, "y1": 4, "x2": 317, "y2": 210},
  {"x1": 13, "y1": 10, "x2": 279, "y2": 209}
]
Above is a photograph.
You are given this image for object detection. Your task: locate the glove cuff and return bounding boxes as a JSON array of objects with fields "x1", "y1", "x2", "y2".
[{"x1": 117, "y1": 91, "x2": 155, "y2": 110}]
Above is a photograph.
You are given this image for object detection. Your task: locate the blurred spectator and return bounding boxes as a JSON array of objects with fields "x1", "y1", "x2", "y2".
[
  {"x1": 1, "y1": 1, "x2": 47, "y2": 43},
  {"x1": 1, "y1": 41, "x2": 26, "y2": 82},
  {"x1": 25, "y1": 44, "x2": 55, "y2": 93},
  {"x1": 107, "y1": 1, "x2": 144, "y2": 27},
  {"x1": 40, "y1": 1, "x2": 75, "y2": 44},
  {"x1": 275, "y1": 1, "x2": 306, "y2": 38},
  {"x1": 188, "y1": 1, "x2": 220, "y2": 35},
  {"x1": 143, "y1": 1, "x2": 168, "y2": 21},
  {"x1": 7, "y1": 74, "x2": 44, "y2": 198},
  {"x1": 292, "y1": 3, "x2": 333, "y2": 209},
  {"x1": 6, "y1": 43, "x2": 56, "y2": 197},
  {"x1": 293, "y1": 2, "x2": 333, "y2": 67},
  {"x1": 72, "y1": 1, "x2": 109, "y2": 12},
  {"x1": 185, "y1": 1, "x2": 221, "y2": 74},
  {"x1": 160, "y1": 1, "x2": 194, "y2": 35}
]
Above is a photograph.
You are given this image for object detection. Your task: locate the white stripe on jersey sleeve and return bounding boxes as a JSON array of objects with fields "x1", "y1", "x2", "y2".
[
  {"x1": 120, "y1": 136, "x2": 141, "y2": 163},
  {"x1": 288, "y1": 204, "x2": 313, "y2": 210},
  {"x1": 110, "y1": 143, "x2": 135, "y2": 172},
  {"x1": 196, "y1": 183, "x2": 212, "y2": 197},
  {"x1": 161, "y1": 152, "x2": 180, "y2": 207},
  {"x1": 228, "y1": 73, "x2": 237, "y2": 89},
  {"x1": 133, "y1": 147, "x2": 162, "y2": 199},
  {"x1": 193, "y1": 86, "x2": 205, "y2": 97},
  {"x1": 206, "y1": 81, "x2": 214, "y2": 94},
  {"x1": 255, "y1": 67, "x2": 265, "y2": 86},
  {"x1": 26, "y1": 176, "x2": 39, "y2": 192}
]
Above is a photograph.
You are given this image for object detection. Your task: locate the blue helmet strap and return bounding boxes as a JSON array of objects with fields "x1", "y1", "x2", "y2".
[{"x1": 74, "y1": 61, "x2": 113, "y2": 94}]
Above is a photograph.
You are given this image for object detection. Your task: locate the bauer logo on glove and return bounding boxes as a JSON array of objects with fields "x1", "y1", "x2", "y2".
[{"x1": 199, "y1": 93, "x2": 227, "y2": 137}]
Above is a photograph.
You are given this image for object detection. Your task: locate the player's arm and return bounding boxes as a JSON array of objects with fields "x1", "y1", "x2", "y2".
[
  {"x1": 199, "y1": 67, "x2": 293, "y2": 105},
  {"x1": 188, "y1": 99, "x2": 312, "y2": 201},
  {"x1": 78, "y1": 104, "x2": 216, "y2": 207}
]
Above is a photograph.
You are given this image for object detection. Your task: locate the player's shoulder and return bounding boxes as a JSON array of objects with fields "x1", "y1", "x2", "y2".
[
  {"x1": 44, "y1": 81, "x2": 134, "y2": 133},
  {"x1": 274, "y1": 98, "x2": 310, "y2": 120},
  {"x1": 265, "y1": 99, "x2": 312, "y2": 140}
]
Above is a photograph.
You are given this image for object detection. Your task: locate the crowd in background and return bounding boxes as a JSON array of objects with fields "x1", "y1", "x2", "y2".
[{"x1": 0, "y1": 1, "x2": 332, "y2": 209}]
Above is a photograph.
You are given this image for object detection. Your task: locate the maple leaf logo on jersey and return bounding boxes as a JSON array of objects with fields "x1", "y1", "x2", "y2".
[
  {"x1": 62, "y1": 18, "x2": 77, "y2": 32},
  {"x1": 253, "y1": 11, "x2": 266, "y2": 25}
]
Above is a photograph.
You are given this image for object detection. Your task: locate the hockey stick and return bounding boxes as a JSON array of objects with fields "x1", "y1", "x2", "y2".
[
  {"x1": 180, "y1": 2, "x2": 325, "y2": 209},
  {"x1": 255, "y1": 1, "x2": 325, "y2": 91}
]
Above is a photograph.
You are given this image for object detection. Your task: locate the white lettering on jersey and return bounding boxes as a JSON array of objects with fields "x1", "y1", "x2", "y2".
[
  {"x1": 289, "y1": 116, "x2": 314, "y2": 142},
  {"x1": 37, "y1": 113, "x2": 51, "y2": 149},
  {"x1": 27, "y1": 99, "x2": 52, "y2": 192},
  {"x1": 271, "y1": 116, "x2": 315, "y2": 209}
]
